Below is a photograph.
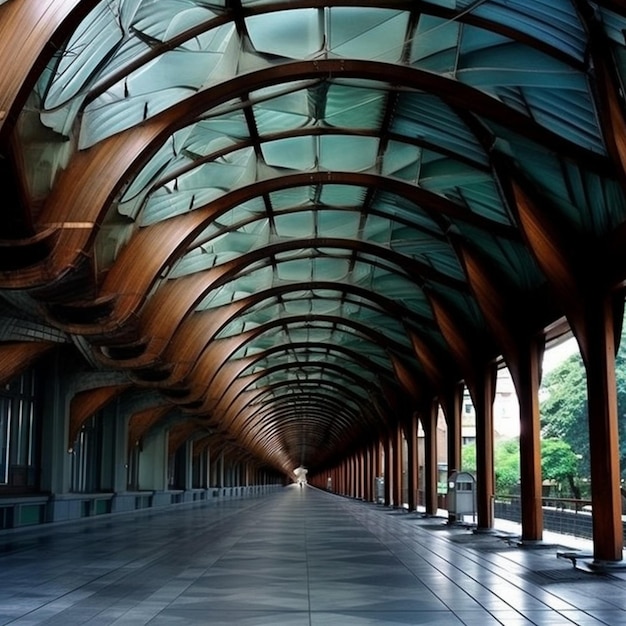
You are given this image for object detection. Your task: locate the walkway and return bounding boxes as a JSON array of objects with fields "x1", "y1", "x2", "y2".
[{"x1": 0, "y1": 486, "x2": 625, "y2": 625}]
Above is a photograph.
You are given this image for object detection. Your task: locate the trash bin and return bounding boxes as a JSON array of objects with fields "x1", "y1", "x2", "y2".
[
  {"x1": 447, "y1": 471, "x2": 476, "y2": 521},
  {"x1": 375, "y1": 477, "x2": 384, "y2": 504}
]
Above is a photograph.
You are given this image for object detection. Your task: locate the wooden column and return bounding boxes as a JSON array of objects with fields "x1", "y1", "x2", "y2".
[
  {"x1": 584, "y1": 295, "x2": 623, "y2": 562},
  {"x1": 516, "y1": 336, "x2": 545, "y2": 542},
  {"x1": 374, "y1": 439, "x2": 382, "y2": 502},
  {"x1": 422, "y1": 401, "x2": 439, "y2": 516},
  {"x1": 393, "y1": 423, "x2": 404, "y2": 507},
  {"x1": 361, "y1": 445, "x2": 371, "y2": 502},
  {"x1": 509, "y1": 173, "x2": 624, "y2": 560},
  {"x1": 406, "y1": 412, "x2": 419, "y2": 512},
  {"x1": 471, "y1": 362, "x2": 497, "y2": 530},
  {"x1": 356, "y1": 453, "x2": 363, "y2": 499},
  {"x1": 442, "y1": 383, "x2": 463, "y2": 522},
  {"x1": 383, "y1": 432, "x2": 392, "y2": 507}
]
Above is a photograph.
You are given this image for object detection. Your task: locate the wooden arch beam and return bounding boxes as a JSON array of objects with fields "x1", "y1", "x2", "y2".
[
  {"x1": 102, "y1": 277, "x2": 437, "y2": 375},
  {"x1": 0, "y1": 0, "x2": 99, "y2": 140},
  {"x1": 10, "y1": 58, "x2": 604, "y2": 290},
  {"x1": 58, "y1": 185, "x2": 472, "y2": 337},
  {"x1": 179, "y1": 323, "x2": 398, "y2": 412},
  {"x1": 68, "y1": 383, "x2": 131, "y2": 449},
  {"x1": 0, "y1": 341, "x2": 57, "y2": 387}
]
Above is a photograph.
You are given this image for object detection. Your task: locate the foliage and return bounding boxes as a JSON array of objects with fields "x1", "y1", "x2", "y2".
[
  {"x1": 541, "y1": 438, "x2": 579, "y2": 482},
  {"x1": 541, "y1": 437, "x2": 580, "y2": 497},
  {"x1": 494, "y1": 439, "x2": 520, "y2": 494},
  {"x1": 540, "y1": 326, "x2": 626, "y2": 478},
  {"x1": 540, "y1": 353, "x2": 589, "y2": 474},
  {"x1": 462, "y1": 439, "x2": 520, "y2": 495},
  {"x1": 461, "y1": 442, "x2": 476, "y2": 473}
]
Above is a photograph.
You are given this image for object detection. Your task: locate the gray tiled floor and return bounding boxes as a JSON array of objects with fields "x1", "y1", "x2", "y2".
[{"x1": 1, "y1": 487, "x2": 625, "y2": 625}]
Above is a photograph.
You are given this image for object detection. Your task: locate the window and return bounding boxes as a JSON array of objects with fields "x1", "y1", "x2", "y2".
[{"x1": 0, "y1": 370, "x2": 39, "y2": 490}]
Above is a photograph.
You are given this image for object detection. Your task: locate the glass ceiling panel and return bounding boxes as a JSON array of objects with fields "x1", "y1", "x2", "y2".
[
  {"x1": 138, "y1": 147, "x2": 256, "y2": 226},
  {"x1": 252, "y1": 84, "x2": 313, "y2": 133},
  {"x1": 492, "y1": 125, "x2": 626, "y2": 235},
  {"x1": 317, "y1": 211, "x2": 360, "y2": 239},
  {"x1": 81, "y1": 22, "x2": 239, "y2": 148},
  {"x1": 27, "y1": 0, "x2": 600, "y2": 199},
  {"x1": 274, "y1": 212, "x2": 315, "y2": 239},
  {"x1": 127, "y1": 131, "x2": 505, "y2": 233},
  {"x1": 193, "y1": 251, "x2": 430, "y2": 314},
  {"x1": 459, "y1": 226, "x2": 546, "y2": 292},
  {"x1": 328, "y1": 8, "x2": 408, "y2": 62},
  {"x1": 447, "y1": 0, "x2": 587, "y2": 61},
  {"x1": 266, "y1": 188, "x2": 311, "y2": 211},
  {"x1": 319, "y1": 136, "x2": 379, "y2": 171},
  {"x1": 599, "y1": 9, "x2": 626, "y2": 104},
  {"x1": 246, "y1": 350, "x2": 379, "y2": 379},
  {"x1": 410, "y1": 15, "x2": 460, "y2": 74},
  {"x1": 322, "y1": 83, "x2": 386, "y2": 129},
  {"x1": 214, "y1": 297, "x2": 410, "y2": 343},
  {"x1": 230, "y1": 335, "x2": 391, "y2": 367},
  {"x1": 371, "y1": 192, "x2": 444, "y2": 236},
  {"x1": 261, "y1": 137, "x2": 316, "y2": 170},
  {"x1": 319, "y1": 185, "x2": 367, "y2": 207},
  {"x1": 391, "y1": 94, "x2": 488, "y2": 166},
  {"x1": 246, "y1": 9, "x2": 323, "y2": 59}
]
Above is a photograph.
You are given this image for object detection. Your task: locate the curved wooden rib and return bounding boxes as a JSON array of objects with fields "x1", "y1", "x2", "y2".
[
  {"x1": 128, "y1": 405, "x2": 172, "y2": 449},
  {"x1": 0, "y1": 0, "x2": 99, "y2": 139},
  {"x1": 68, "y1": 383, "x2": 131, "y2": 449},
  {"x1": 0, "y1": 341, "x2": 56, "y2": 386},
  {"x1": 9, "y1": 59, "x2": 601, "y2": 290}
]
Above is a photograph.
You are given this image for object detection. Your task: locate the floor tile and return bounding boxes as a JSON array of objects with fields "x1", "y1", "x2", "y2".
[{"x1": 1, "y1": 487, "x2": 625, "y2": 625}]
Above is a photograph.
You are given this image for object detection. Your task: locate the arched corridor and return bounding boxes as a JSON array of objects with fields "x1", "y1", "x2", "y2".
[{"x1": 6, "y1": 0, "x2": 626, "y2": 589}]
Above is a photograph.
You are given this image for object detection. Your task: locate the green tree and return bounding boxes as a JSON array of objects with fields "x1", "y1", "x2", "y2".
[
  {"x1": 541, "y1": 438, "x2": 580, "y2": 497},
  {"x1": 461, "y1": 442, "x2": 476, "y2": 473},
  {"x1": 462, "y1": 439, "x2": 520, "y2": 495},
  {"x1": 540, "y1": 353, "x2": 589, "y2": 475},
  {"x1": 540, "y1": 326, "x2": 626, "y2": 479},
  {"x1": 494, "y1": 438, "x2": 520, "y2": 495}
]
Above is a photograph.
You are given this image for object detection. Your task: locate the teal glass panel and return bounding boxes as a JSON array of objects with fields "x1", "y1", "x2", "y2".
[
  {"x1": 426, "y1": 0, "x2": 587, "y2": 61},
  {"x1": 599, "y1": 3, "x2": 626, "y2": 88},
  {"x1": 269, "y1": 188, "x2": 313, "y2": 209},
  {"x1": 460, "y1": 226, "x2": 545, "y2": 291},
  {"x1": 391, "y1": 94, "x2": 488, "y2": 166},
  {"x1": 361, "y1": 215, "x2": 390, "y2": 244},
  {"x1": 371, "y1": 192, "x2": 444, "y2": 236},
  {"x1": 277, "y1": 259, "x2": 315, "y2": 282},
  {"x1": 312, "y1": 258, "x2": 350, "y2": 281},
  {"x1": 139, "y1": 148, "x2": 255, "y2": 225},
  {"x1": 382, "y1": 142, "x2": 422, "y2": 180},
  {"x1": 81, "y1": 21, "x2": 238, "y2": 147},
  {"x1": 168, "y1": 248, "x2": 216, "y2": 279},
  {"x1": 410, "y1": 15, "x2": 460, "y2": 73},
  {"x1": 274, "y1": 212, "x2": 315, "y2": 238},
  {"x1": 43, "y1": 4, "x2": 123, "y2": 111},
  {"x1": 253, "y1": 84, "x2": 312, "y2": 133},
  {"x1": 261, "y1": 137, "x2": 316, "y2": 170},
  {"x1": 522, "y1": 89, "x2": 604, "y2": 154},
  {"x1": 468, "y1": 0, "x2": 586, "y2": 60},
  {"x1": 323, "y1": 84, "x2": 386, "y2": 129},
  {"x1": 440, "y1": 179, "x2": 512, "y2": 227},
  {"x1": 493, "y1": 126, "x2": 626, "y2": 234},
  {"x1": 189, "y1": 199, "x2": 268, "y2": 245},
  {"x1": 328, "y1": 8, "x2": 408, "y2": 62},
  {"x1": 319, "y1": 136, "x2": 379, "y2": 171},
  {"x1": 319, "y1": 185, "x2": 367, "y2": 207},
  {"x1": 246, "y1": 9, "x2": 322, "y2": 58},
  {"x1": 317, "y1": 211, "x2": 360, "y2": 239}
]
